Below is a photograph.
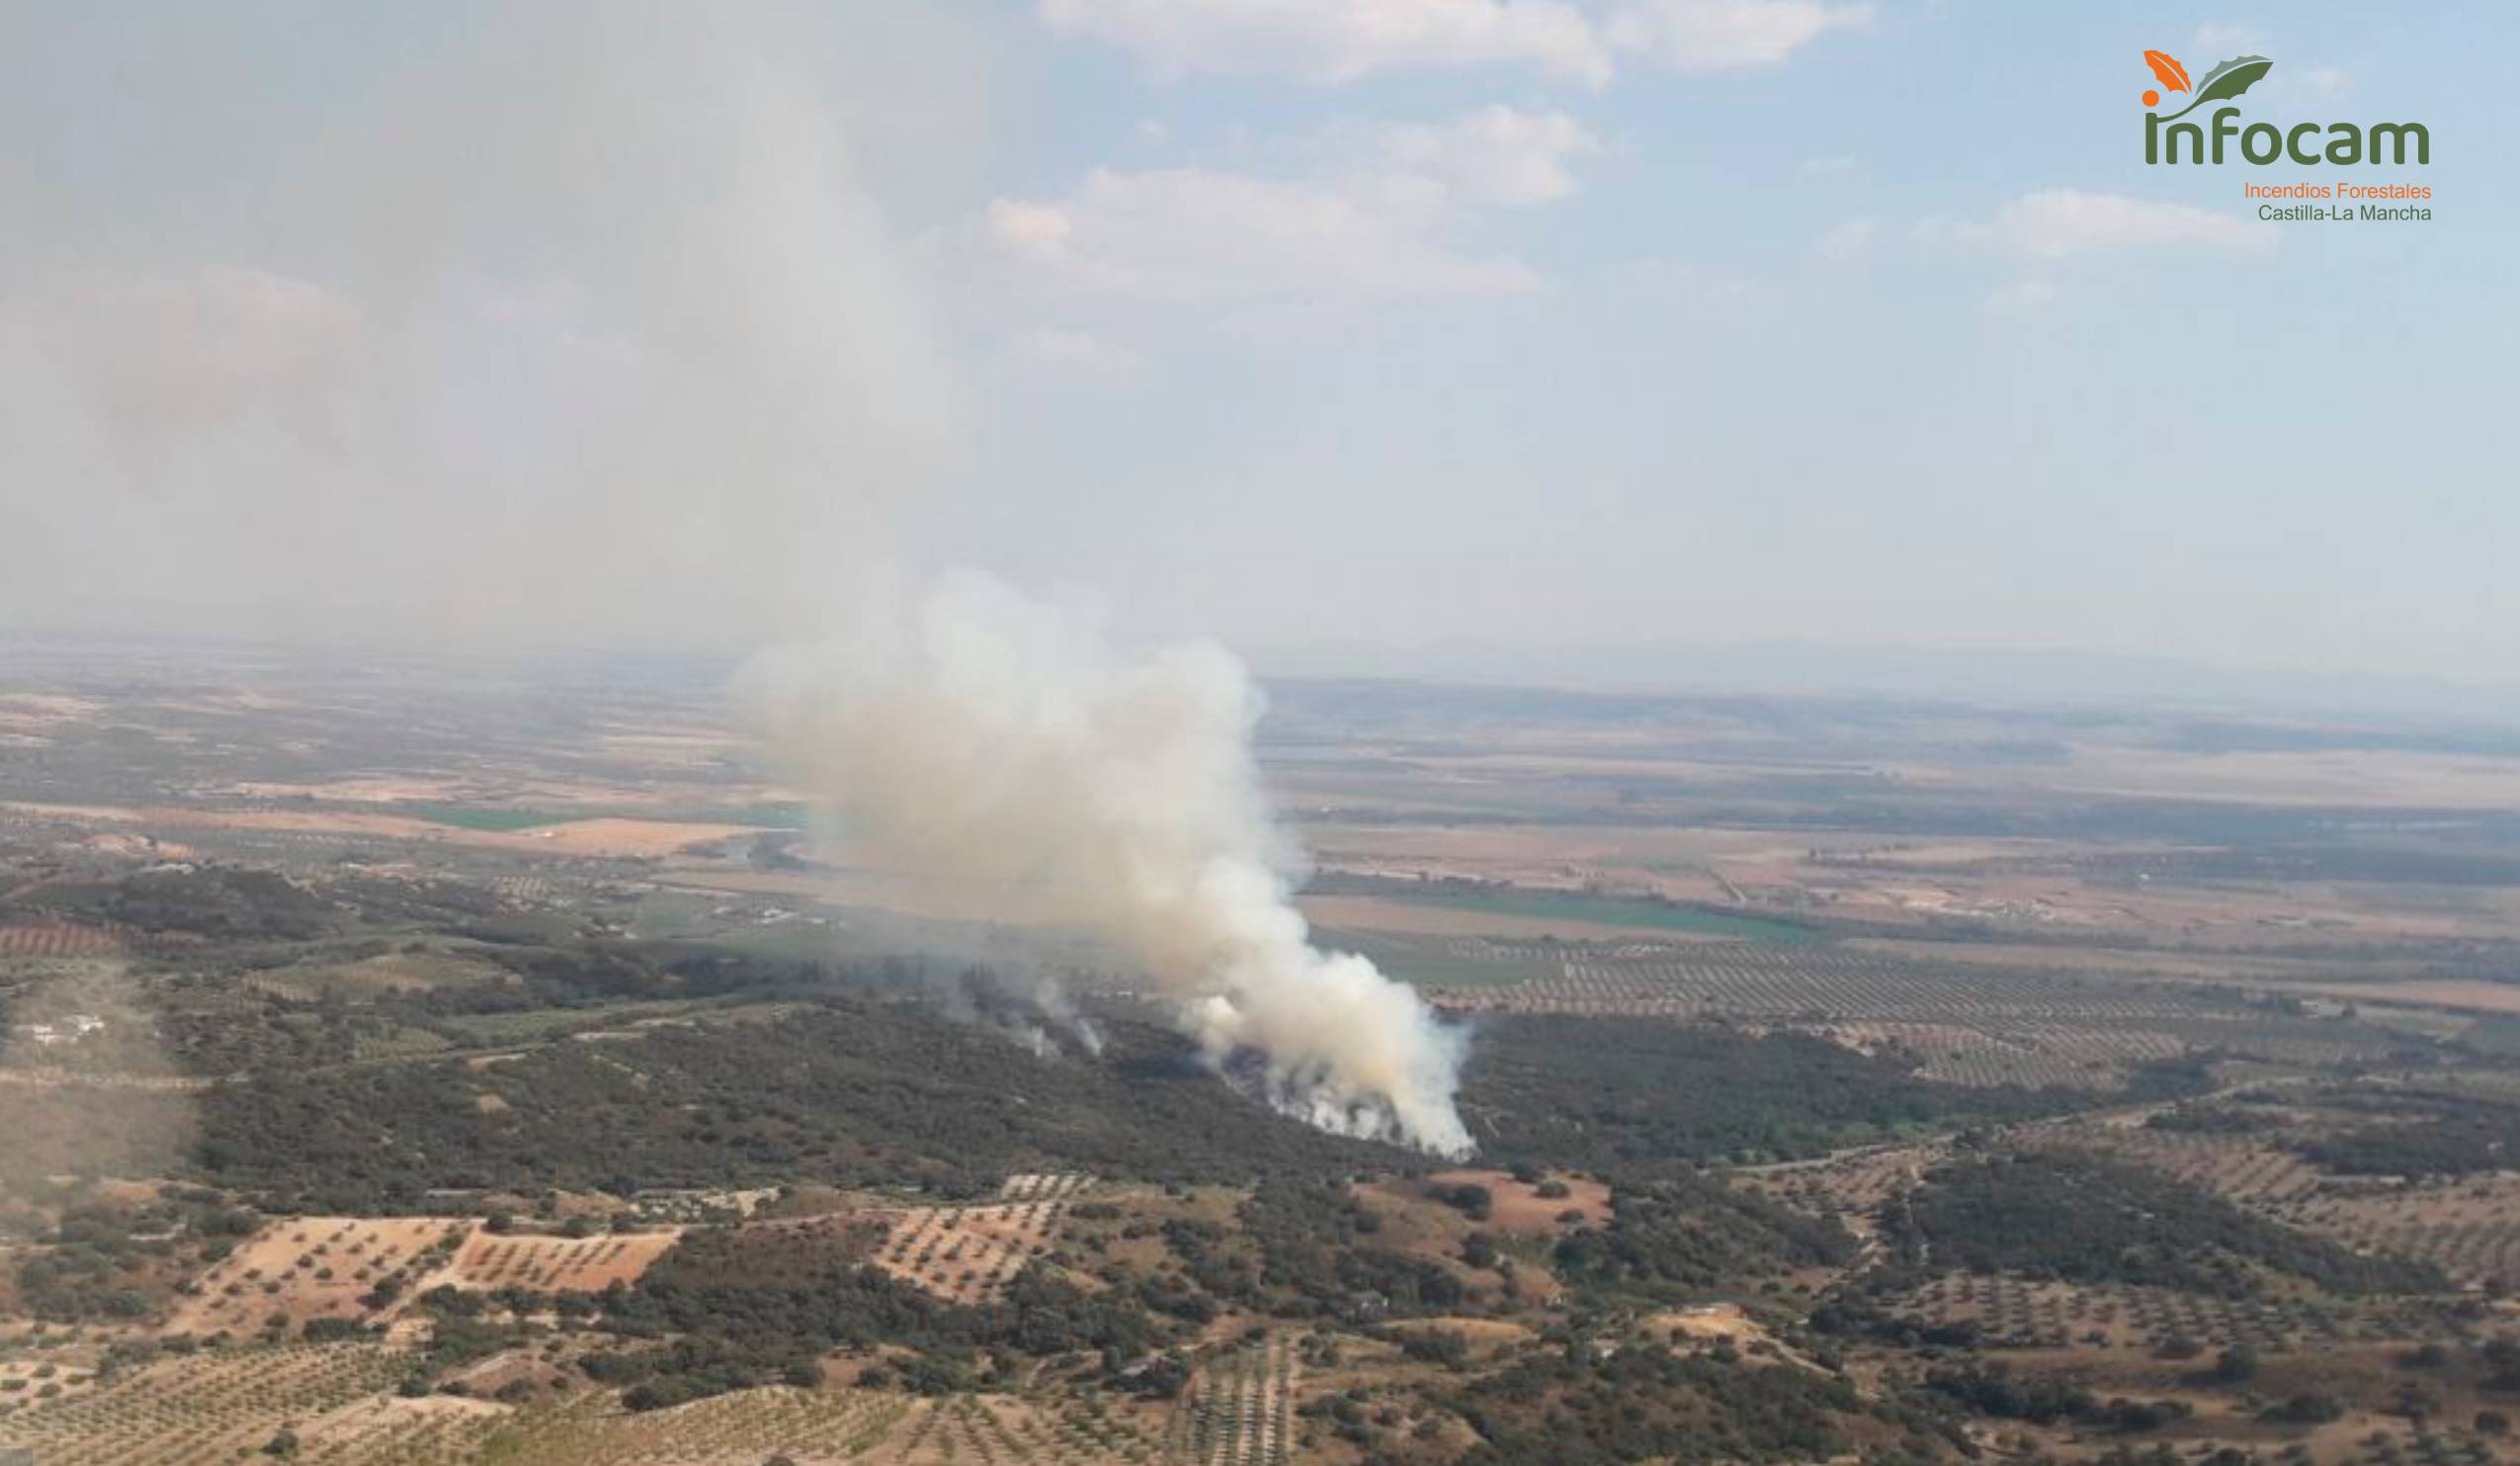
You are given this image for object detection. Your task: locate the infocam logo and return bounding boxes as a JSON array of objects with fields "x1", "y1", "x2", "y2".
[{"x1": 2141, "y1": 49, "x2": 2429, "y2": 166}]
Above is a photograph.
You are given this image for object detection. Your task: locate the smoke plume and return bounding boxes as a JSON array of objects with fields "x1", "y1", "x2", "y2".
[
  {"x1": 751, "y1": 574, "x2": 1473, "y2": 1157},
  {"x1": 3, "y1": 3, "x2": 1475, "y2": 1155}
]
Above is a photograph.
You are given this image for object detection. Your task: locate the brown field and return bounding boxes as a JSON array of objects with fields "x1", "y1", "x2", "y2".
[
  {"x1": 223, "y1": 777, "x2": 477, "y2": 803},
  {"x1": 1350, "y1": 1173, "x2": 1580, "y2": 1307},
  {"x1": 0, "y1": 1355, "x2": 1238, "y2": 1466},
  {"x1": 594, "y1": 727, "x2": 746, "y2": 761},
  {"x1": 434, "y1": 1229, "x2": 680, "y2": 1294},
  {"x1": 0, "y1": 1350, "x2": 103, "y2": 1410},
  {"x1": 1645, "y1": 1301, "x2": 1815, "y2": 1364},
  {"x1": 1280, "y1": 737, "x2": 2520, "y2": 951},
  {"x1": 2273, "y1": 1173, "x2": 2520, "y2": 1290},
  {"x1": 871, "y1": 1173, "x2": 1093, "y2": 1304},
  {"x1": 501, "y1": 817, "x2": 758, "y2": 856},
  {"x1": 2044, "y1": 745, "x2": 2520, "y2": 811},
  {"x1": 1417, "y1": 1167, "x2": 1610, "y2": 1232},
  {"x1": 0, "y1": 1068, "x2": 210, "y2": 1091},
  {"x1": 0, "y1": 923, "x2": 122, "y2": 959},
  {"x1": 294, "y1": 1390, "x2": 515, "y2": 1459},
  {"x1": 868, "y1": 1391, "x2": 1172, "y2": 1465},
  {"x1": 3, "y1": 800, "x2": 457, "y2": 840},
  {"x1": 0, "y1": 800, "x2": 755, "y2": 861},
  {"x1": 168, "y1": 1217, "x2": 470, "y2": 1335},
  {"x1": 2253, "y1": 979, "x2": 2520, "y2": 1017}
]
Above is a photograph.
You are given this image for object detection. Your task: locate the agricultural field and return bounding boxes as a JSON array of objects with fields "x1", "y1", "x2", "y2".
[
  {"x1": 1880, "y1": 1268, "x2": 2451, "y2": 1355},
  {"x1": 0, "y1": 1341, "x2": 411, "y2": 1466},
  {"x1": 7, "y1": 655, "x2": 2520, "y2": 1466},
  {"x1": 0, "y1": 1359, "x2": 1184, "y2": 1466},
  {"x1": 168, "y1": 1218, "x2": 471, "y2": 1336},
  {"x1": 1429, "y1": 943, "x2": 2421, "y2": 1089},
  {"x1": 1733, "y1": 1142, "x2": 1939, "y2": 1221},
  {"x1": 879, "y1": 1392, "x2": 1170, "y2": 1466},
  {"x1": 0, "y1": 923, "x2": 123, "y2": 960},
  {"x1": 2275, "y1": 1174, "x2": 2520, "y2": 1292},
  {"x1": 2035, "y1": 1107, "x2": 2520, "y2": 1295},
  {"x1": 1176, "y1": 1334, "x2": 1301, "y2": 1466},
  {"x1": 872, "y1": 1174, "x2": 1093, "y2": 1305},
  {"x1": 434, "y1": 1230, "x2": 680, "y2": 1294}
]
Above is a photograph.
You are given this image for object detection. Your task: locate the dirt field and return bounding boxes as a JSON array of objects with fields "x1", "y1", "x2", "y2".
[
  {"x1": 2249, "y1": 978, "x2": 2520, "y2": 1017},
  {"x1": 870, "y1": 1174, "x2": 1092, "y2": 1304},
  {"x1": 0, "y1": 922, "x2": 123, "y2": 958},
  {"x1": 434, "y1": 1229, "x2": 680, "y2": 1293},
  {"x1": 0, "y1": 801, "x2": 756, "y2": 860},
  {"x1": 1647, "y1": 1301, "x2": 1812, "y2": 1360},
  {"x1": 500, "y1": 818, "x2": 757, "y2": 856},
  {"x1": 1418, "y1": 1168, "x2": 1610, "y2": 1232},
  {"x1": 168, "y1": 1217, "x2": 471, "y2": 1335},
  {"x1": 224, "y1": 777, "x2": 475, "y2": 803}
]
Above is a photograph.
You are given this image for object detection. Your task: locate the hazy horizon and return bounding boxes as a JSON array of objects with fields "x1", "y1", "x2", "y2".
[
  {"x1": 8, "y1": 619, "x2": 2518, "y2": 731},
  {"x1": 5, "y1": 2, "x2": 2508, "y2": 687}
]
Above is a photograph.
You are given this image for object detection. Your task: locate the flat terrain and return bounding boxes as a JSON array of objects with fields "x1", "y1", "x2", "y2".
[{"x1": 4, "y1": 648, "x2": 2520, "y2": 1465}]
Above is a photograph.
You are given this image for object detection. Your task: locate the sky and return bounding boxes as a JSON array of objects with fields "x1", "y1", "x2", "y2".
[{"x1": 2, "y1": 1, "x2": 2513, "y2": 694}]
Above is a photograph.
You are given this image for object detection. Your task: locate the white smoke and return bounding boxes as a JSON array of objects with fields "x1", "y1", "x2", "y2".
[
  {"x1": 0, "y1": 2, "x2": 966, "y2": 648},
  {"x1": 2, "y1": 3, "x2": 1476, "y2": 1155},
  {"x1": 749, "y1": 573, "x2": 1473, "y2": 1157}
]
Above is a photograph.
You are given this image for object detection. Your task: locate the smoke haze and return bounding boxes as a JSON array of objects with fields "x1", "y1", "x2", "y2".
[
  {"x1": 2, "y1": 2, "x2": 1470, "y2": 1152},
  {"x1": 749, "y1": 574, "x2": 1472, "y2": 1156},
  {"x1": 2, "y1": 2, "x2": 965, "y2": 647}
]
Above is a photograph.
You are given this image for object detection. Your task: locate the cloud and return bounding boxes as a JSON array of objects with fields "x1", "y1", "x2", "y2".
[
  {"x1": 1961, "y1": 189, "x2": 2270, "y2": 261},
  {"x1": 1383, "y1": 106, "x2": 1597, "y2": 206},
  {"x1": 987, "y1": 108, "x2": 1593, "y2": 308},
  {"x1": 1012, "y1": 326, "x2": 1144, "y2": 374},
  {"x1": 1038, "y1": 0, "x2": 1612, "y2": 84},
  {"x1": 1609, "y1": 0, "x2": 1872, "y2": 72},
  {"x1": 1800, "y1": 154, "x2": 1859, "y2": 176}
]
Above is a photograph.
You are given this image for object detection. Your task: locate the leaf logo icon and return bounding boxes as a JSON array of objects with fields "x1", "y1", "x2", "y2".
[
  {"x1": 2143, "y1": 50, "x2": 2192, "y2": 94},
  {"x1": 2151, "y1": 54, "x2": 2275, "y2": 121}
]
